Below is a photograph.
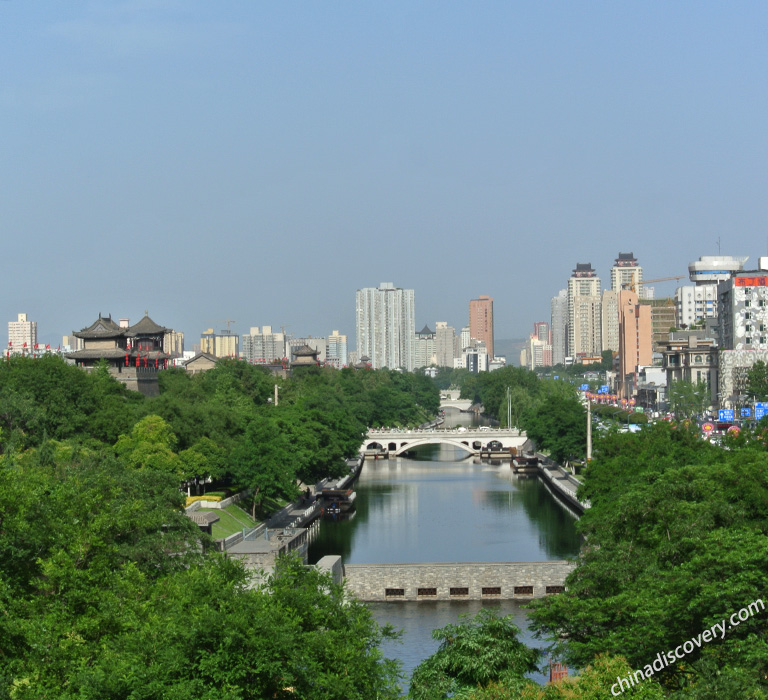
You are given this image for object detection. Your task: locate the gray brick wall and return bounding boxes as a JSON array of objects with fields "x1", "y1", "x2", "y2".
[{"x1": 344, "y1": 561, "x2": 575, "y2": 601}]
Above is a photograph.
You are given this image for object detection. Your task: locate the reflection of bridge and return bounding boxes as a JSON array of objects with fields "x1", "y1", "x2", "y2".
[{"x1": 363, "y1": 427, "x2": 530, "y2": 458}]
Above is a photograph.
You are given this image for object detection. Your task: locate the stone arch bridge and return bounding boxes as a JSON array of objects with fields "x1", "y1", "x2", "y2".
[{"x1": 363, "y1": 427, "x2": 529, "y2": 458}]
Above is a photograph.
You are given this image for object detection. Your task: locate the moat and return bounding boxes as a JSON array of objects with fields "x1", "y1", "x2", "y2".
[{"x1": 308, "y1": 412, "x2": 582, "y2": 687}]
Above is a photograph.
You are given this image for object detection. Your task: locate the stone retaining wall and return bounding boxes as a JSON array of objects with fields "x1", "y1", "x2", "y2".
[
  {"x1": 344, "y1": 561, "x2": 575, "y2": 602},
  {"x1": 185, "y1": 491, "x2": 249, "y2": 512}
]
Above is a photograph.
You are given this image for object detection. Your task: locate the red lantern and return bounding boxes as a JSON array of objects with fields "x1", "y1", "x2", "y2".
[
  {"x1": 125, "y1": 354, "x2": 129, "y2": 366},
  {"x1": 155, "y1": 358, "x2": 158, "y2": 368},
  {"x1": 135, "y1": 356, "x2": 140, "y2": 367}
]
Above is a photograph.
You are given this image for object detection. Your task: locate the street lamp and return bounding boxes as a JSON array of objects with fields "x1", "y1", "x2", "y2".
[{"x1": 267, "y1": 384, "x2": 281, "y2": 406}]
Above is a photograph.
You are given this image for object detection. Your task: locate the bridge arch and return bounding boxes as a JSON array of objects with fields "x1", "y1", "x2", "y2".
[
  {"x1": 363, "y1": 428, "x2": 530, "y2": 458},
  {"x1": 391, "y1": 437, "x2": 477, "y2": 457}
]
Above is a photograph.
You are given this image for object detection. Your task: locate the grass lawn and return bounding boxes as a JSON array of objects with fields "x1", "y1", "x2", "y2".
[{"x1": 198, "y1": 504, "x2": 260, "y2": 539}]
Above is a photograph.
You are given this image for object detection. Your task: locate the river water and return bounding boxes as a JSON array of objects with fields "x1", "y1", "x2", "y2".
[{"x1": 308, "y1": 412, "x2": 582, "y2": 690}]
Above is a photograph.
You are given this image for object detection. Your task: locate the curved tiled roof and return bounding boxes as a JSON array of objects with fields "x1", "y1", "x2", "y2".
[
  {"x1": 292, "y1": 344, "x2": 319, "y2": 357},
  {"x1": 66, "y1": 349, "x2": 170, "y2": 361},
  {"x1": 182, "y1": 352, "x2": 219, "y2": 366},
  {"x1": 73, "y1": 314, "x2": 125, "y2": 340},
  {"x1": 126, "y1": 314, "x2": 168, "y2": 336}
]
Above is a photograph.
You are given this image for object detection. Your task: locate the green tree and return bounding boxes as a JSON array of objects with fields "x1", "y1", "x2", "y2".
[
  {"x1": 529, "y1": 423, "x2": 768, "y2": 692},
  {"x1": 465, "y1": 654, "x2": 665, "y2": 699},
  {"x1": 114, "y1": 414, "x2": 182, "y2": 476},
  {"x1": 462, "y1": 366, "x2": 541, "y2": 422},
  {"x1": 498, "y1": 385, "x2": 533, "y2": 428},
  {"x1": 179, "y1": 436, "x2": 228, "y2": 490},
  {"x1": 408, "y1": 609, "x2": 539, "y2": 700},
  {"x1": 668, "y1": 379, "x2": 710, "y2": 419},
  {"x1": 523, "y1": 395, "x2": 586, "y2": 464},
  {"x1": 0, "y1": 448, "x2": 402, "y2": 699},
  {"x1": 233, "y1": 414, "x2": 299, "y2": 518},
  {"x1": 746, "y1": 360, "x2": 768, "y2": 401}
]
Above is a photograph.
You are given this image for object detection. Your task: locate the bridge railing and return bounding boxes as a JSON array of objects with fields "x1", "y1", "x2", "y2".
[{"x1": 366, "y1": 426, "x2": 521, "y2": 435}]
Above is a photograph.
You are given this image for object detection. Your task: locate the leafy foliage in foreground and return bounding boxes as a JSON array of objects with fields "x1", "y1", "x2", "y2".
[
  {"x1": 0, "y1": 451, "x2": 402, "y2": 699},
  {"x1": 466, "y1": 654, "x2": 664, "y2": 699},
  {"x1": 408, "y1": 609, "x2": 540, "y2": 700},
  {"x1": 528, "y1": 422, "x2": 768, "y2": 696}
]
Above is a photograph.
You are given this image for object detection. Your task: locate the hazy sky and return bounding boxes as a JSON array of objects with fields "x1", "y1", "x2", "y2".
[{"x1": 3, "y1": 2, "x2": 767, "y2": 348}]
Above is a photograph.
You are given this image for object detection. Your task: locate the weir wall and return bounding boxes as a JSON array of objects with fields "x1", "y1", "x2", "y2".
[{"x1": 344, "y1": 561, "x2": 575, "y2": 602}]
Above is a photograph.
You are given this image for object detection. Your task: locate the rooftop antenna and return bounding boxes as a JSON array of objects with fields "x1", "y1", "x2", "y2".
[{"x1": 717, "y1": 236, "x2": 721, "y2": 255}]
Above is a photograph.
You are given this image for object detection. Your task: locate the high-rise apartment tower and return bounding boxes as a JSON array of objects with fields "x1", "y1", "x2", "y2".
[
  {"x1": 355, "y1": 283, "x2": 416, "y2": 370},
  {"x1": 568, "y1": 263, "x2": 602, "y2": 357},
  {"x1": 469, "y1": 295, "x2": 494, "y2": 359},
  {"x1": 550, "y1": 289, "x2": 568, "y2": 365},
  {"x1": 8, "y1": 313, "x2": 37, "y2": 354}
]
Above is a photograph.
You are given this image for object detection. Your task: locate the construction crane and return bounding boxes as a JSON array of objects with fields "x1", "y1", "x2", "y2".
[
  {"x1": 621, "y1": 276, "x2": 685, "y2": 293},
  {"x1": 208, "y1": 319, "x2": 237, "y2": 334}
]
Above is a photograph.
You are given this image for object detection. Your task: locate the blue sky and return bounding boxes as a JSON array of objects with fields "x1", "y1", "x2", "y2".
[{"x1": 2, "y1": 2, "x2": 767, "y2": 349}]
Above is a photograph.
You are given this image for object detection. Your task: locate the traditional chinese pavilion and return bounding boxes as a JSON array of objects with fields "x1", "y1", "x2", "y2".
[
  {"x1": 66, "y1": 313, "x2": 171, "y2": 396},
  {"x1": 290, "y1": 344, "x2": 320, "y2": 368}
]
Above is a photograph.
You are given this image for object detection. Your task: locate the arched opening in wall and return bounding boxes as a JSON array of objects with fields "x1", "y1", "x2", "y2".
[
  {"x1": 366, "y1": 442, "x2": 383, "y2": 450},
  {"x1": 487, "y1": 440, "x2": 503, "y2": 451},
  {"x1": 388, "y1": 443, "x2": 397, "y2": 451},
  {"x1": 472, "y1": 441, "x2": 482, "y2": 450}
]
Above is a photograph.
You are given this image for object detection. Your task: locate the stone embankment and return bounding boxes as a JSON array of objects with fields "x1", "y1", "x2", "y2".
[
  {"x1": 535, "y1": 454, "x2": 590, "y2": 515},
  {"x1": 344, "y1": 561, "x2": 575, "y2": 602}
]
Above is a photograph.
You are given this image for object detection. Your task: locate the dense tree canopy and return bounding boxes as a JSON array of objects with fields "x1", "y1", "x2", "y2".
[
  {"x1": 0, "y1": 356, "x2": 439, "y2": 510},
  {"x1": 10, "y1": 356, "x2": 768, "y2": 697},
  {"x1": 0, "y1": 447, "x2": 401, "y2": 698},
  {"x1": 409, "y1": 609, "x2": 540, "y2": 700},
  {"x1": 0, "y1": 356, "x2": 441, "y2": 697},
  {"x1": 528, "y1": 422, "x2": 768, "y2": 696},
  {"x1": 449, "y1": 366, "x2": 587, "y2": 462}
]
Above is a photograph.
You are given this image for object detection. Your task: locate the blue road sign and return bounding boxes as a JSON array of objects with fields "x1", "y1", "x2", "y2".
[
  {"x1": 756, "y1": 402, "x2": 768, "y2": 410},
  {"x1": 757, "y1": 407, "x2": 767, "y2": 420},
  {"x1": 719, "y1": 409, "x2": 735, "y2": 422},
  {"x1": 600, "y1": 385, "x2": 609, "y2": 394},
  {"x1": 741, "y1": 408, "x2": 752, "y2": 418},
  {"x1": 580, "y1": 384, "x2": 589, "y2": 391}
]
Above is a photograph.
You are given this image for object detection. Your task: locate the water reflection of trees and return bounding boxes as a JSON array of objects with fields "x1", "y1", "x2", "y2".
[
  {"x1": 308, "y1": 482, "x2": 399, "y2": 563},
  {"x1": 309, "y1": 463, "x2": 582, "y2": 564},
  {"x1": 511, "y1": 477, "x2": 582, "y2": 559}
]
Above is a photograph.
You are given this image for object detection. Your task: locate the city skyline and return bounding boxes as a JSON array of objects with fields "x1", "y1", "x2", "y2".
[
  {"x1": 3, "y1": 4, "x2": 767, "y2": 347},
  {"x1": 6, "y1": 249, "x2": 760, "y2": 357}
]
